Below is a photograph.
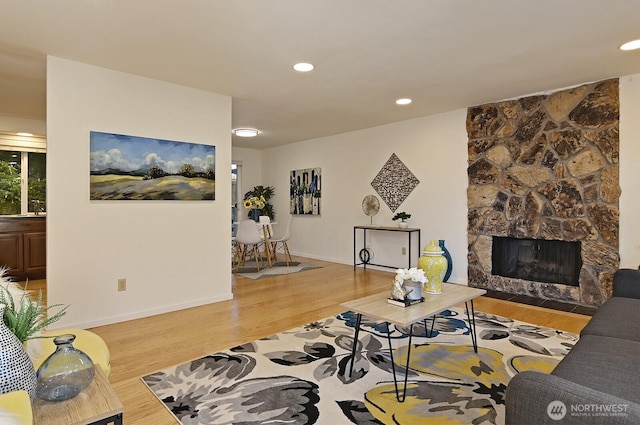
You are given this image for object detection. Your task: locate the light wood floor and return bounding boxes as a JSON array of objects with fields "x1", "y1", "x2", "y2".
[{"x1": 52, "y1": 257, "x2": 593, "y2": 424}]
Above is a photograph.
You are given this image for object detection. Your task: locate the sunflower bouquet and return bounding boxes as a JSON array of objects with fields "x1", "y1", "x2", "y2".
[
  {"x1": 243, "y1": 196, "x2": 266, "y2": 210},
  {"x1": 243, "y1": 185, "x2": 275, "y2": 220}
]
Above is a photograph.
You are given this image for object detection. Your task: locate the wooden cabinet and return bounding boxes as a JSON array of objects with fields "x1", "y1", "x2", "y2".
[{"x1": 0, "y1": 217, "x2": 46, "y2": 280}]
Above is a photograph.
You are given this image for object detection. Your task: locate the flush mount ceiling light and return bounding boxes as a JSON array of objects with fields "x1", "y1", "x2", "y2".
[
  {"x1": 16, "y1": 132, "x2": 33, "y2": 136},
  {"x1": 293, "y1": 62, "x2": 315, "y2": 72},
  {"x1": 620, "y1": 39, "x2": 640, "y2": 51},
  {"x1": 233, "y1": 128, "x2": 259, "y2": 137},
  {"x1": 395, "y1": 98, "x2": 412, "y2": 105}
]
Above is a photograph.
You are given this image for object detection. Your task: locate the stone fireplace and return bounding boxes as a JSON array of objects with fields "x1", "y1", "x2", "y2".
[{"x1": 466, "y1": 79, "x2": 620, "y2": 307}]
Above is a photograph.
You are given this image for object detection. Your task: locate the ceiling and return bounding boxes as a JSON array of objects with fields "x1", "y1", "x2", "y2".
[{"x1": 0, "y1": 1, "x2": 638, "y2": 149}]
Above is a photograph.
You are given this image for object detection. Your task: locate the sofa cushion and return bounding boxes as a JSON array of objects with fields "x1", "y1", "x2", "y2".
[
  {"x1": 613, "y1": 269, "x2": 640, "y2": 299},
  {"x1": 552, "y1": 334, "x2": 640, "y2": 405},
  {"x1": 580, "y1": 297, "x2": 640, "y2": 343}
]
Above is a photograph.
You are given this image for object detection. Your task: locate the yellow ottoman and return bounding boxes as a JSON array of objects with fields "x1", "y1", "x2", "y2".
[
  {"x1": 0, "y1": 390, "x2": 32, "y2": 424},
  {"x1": 27, "y1": 329, "x2": 111, "y2": 378}
]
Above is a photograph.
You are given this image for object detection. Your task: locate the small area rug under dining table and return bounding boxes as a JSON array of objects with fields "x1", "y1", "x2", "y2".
[
  {"x1": 233, "y1": 260, "x2": 321, "y2": 279},
  {"x1": 142, "y1": 306, "x2": 577, "y2": 424}
]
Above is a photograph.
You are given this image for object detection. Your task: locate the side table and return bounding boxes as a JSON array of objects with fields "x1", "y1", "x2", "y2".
[
  {"x1": 353, "y1": 225, "x2": 421, "y2": 270},
  {"x1": 32, "y1": 365, "x2": 123, "y2": 425}
]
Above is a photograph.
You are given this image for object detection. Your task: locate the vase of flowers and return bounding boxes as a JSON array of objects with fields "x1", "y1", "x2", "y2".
[
  {"x1": 392, "y1": 211, "x2": 411, "y2": 229},
  {"x1": 243, "y1": 186, "x2": 275, "y2": 220},
  {"x1": 391, "y1": 267, "x2": 427, "y2": 300},
  {"x1": 243, "y1": 196, "x2": 265, "y2": 222}
]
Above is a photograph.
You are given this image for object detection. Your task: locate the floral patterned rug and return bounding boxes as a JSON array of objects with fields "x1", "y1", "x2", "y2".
[{"x1": 141, "y1": 307, "x2": 577, "y2": 424}]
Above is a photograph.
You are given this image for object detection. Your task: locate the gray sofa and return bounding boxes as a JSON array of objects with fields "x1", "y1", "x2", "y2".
[{"x1": 505, "y1": 269, "x2": 640, "y2": 425}]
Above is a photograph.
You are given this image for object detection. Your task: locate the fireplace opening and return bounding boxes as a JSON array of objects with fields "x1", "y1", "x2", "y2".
[{"x1": 491, "y1": 237, "x2": 582, "y2": 286}]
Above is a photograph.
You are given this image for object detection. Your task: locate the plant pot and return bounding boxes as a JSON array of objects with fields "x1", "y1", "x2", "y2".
[
  {"x1": 398, "y1": 221, "x2": 409, "y2": 229},
  {"x1": 0, "y1": 304, "x2": 37, "y2": 399},
  {"x1": 402, "y1": 280, "x2": 423, "y2": 300}
]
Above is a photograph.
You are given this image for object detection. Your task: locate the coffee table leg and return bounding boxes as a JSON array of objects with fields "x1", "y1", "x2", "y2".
[
  {"x1": 348, "y1": 313, "x2": 362, "y2": 376},
  {"x1": 465, "y1": 300, "x2": 479, "y2": 353},
  {"x1": 423, "y1": 316, "x2": 436, "y2": 338},
  {"x1": 387, "y1": 322, "x2": 413, "y2": 402}
]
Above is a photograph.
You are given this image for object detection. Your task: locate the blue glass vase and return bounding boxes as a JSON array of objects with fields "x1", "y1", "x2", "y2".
[{"x1": 36, "y1": 334, "x2": 95, "y2": 401}]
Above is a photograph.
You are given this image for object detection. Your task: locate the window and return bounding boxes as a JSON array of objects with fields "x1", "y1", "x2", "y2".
[
  {"x1": 0, "y1": 133, "x2": 46, "y2": 215},
  {"x1": 232, "y1": 162, "x2": 241, "y2": 237}
]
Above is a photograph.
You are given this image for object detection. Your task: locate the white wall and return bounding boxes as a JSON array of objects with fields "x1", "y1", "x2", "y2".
[
  {"x1": 47, "y1": 57, "x2": 233, "y2": 329},
  {"x1": 257, "y1": 73, "x2": 640, "y2": 281},
  {"x1": 262, "y1": 109, "x2": 470, "y2": 283},
  {"x1": 619, "y1": 74, "x2": 640, "y2": 269}
]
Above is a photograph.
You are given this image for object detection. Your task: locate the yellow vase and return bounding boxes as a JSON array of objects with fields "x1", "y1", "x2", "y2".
[{"x1": 418, "y1": 239, "x2": 448, "y2": 294}]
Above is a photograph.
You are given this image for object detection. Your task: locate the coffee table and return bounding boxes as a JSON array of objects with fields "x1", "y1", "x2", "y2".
[{"x1": 340, "y1": 282, "x2": 486, "y2": 402}]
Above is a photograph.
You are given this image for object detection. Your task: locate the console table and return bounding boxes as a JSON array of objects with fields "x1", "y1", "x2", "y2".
[
  {"x1": 32, "y1": 366, "x2": 123, "y2": 425},
  {"x1": 353, "y1": 225, "x2": 420, "y2": 270}
]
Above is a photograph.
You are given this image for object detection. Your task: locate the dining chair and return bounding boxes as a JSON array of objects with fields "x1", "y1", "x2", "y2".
[
  {"x1": 233, "y1": 220, "x2": 265, "y2": 271},
  {"x1": 270, "y1": 216, "x2": 293, "y2": 266}
]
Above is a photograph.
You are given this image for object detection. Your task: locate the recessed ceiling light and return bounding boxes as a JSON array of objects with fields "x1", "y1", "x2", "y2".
[
  {"x1": 16, "y1": 132, "x2": 33, "y2": 136},
  {"x1": 395, "y1": 98, "x2": 412, "y2": 105},
  {"x1": 620, "y1": 39, "x2": 640, "y2": 51},
  {"x1": 233, "y1": 128, "x2": 259, "y2": 137},
  {"x1": 293, "y1": 62, "x2": 315, "y2": 72}
]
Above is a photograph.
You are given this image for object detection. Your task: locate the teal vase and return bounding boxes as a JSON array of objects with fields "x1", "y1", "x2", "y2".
[{"x1": 439, "y1": 240, "x2": 453, "y2": 282}]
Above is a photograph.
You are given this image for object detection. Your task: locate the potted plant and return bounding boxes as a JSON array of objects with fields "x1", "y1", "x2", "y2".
[
  {"x1": 243, "y1": 185, "x2": 275, "y2": 220},
  {"x1": 392, "y1": 211, "x2": 411, "y2": 228},
  {"x1": 0, "y1": 268, "x2": 68, "y2": 399},
  {"x1": 0, "y1": 269, "x2": 68, "y2": 343}
]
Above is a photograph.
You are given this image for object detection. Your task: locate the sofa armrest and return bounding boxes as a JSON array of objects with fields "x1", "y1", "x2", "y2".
[
  {"x1": 613, "y1": 269, "x2": 640, "y2": 299},
  {"x1": 506, "y1": 371, "x2": 640, "y2": 425}
]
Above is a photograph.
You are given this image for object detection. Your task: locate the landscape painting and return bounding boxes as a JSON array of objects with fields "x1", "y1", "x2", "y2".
[{"x1": 90, "y1": 131, "x2": 215, "y2": 200}]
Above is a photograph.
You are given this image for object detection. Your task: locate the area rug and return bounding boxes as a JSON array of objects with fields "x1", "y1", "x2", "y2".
[
  {"x1": 233, "y1": 260, "x2": 322, "y2": 280},
  {"x1": 141, "y1": 307, "x2": 577, "y2": 424}
]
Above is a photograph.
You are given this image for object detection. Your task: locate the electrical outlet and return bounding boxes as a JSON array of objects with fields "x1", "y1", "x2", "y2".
[
  {"x1": 117, "y1": 278, "x2": 127, "y2": 292},
  {"x1": 402, "y1": 247, "x2": 407, "y2": 255}
]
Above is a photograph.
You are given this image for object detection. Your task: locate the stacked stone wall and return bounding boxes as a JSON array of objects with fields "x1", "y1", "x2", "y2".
[{"x1": 466, "y1": 79, "x2": 620, "y2": 306}]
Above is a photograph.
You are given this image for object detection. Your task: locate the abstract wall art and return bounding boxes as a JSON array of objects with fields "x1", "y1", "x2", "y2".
[
  {"x1": 290, "y1": 167, "x2": 321, "y2": 215},
  {"x1": 370, "y1": 153, "x2": 419, "y2": 212}
]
